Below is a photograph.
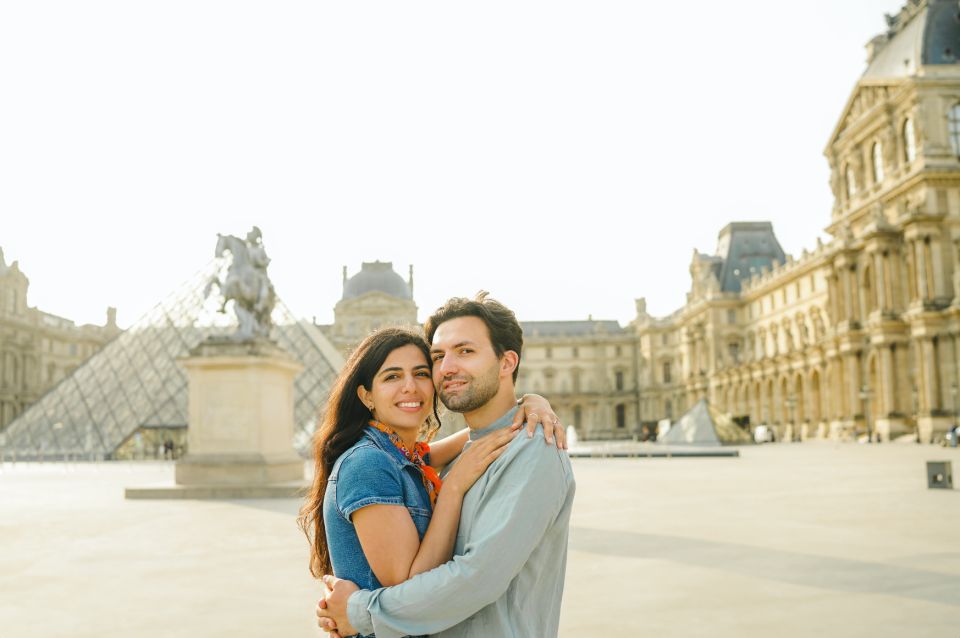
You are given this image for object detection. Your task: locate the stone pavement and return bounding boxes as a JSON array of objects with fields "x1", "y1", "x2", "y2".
[{"x1": 0, "y1": 442, "x2": 958, "y2": 637}]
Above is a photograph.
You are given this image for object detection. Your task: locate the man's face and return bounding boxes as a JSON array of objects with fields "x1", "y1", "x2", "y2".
[{"x1": 430, "y1": 316, "x2": 503, "y2": 413}]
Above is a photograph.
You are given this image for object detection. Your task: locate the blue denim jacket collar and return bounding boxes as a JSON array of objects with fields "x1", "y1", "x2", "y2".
[
  {"x1": 362, "y1": 425, "x2": 419, "y2": 470},
  {"x1": 468, "y1": 406, "x2": 519, "y2": 441}
]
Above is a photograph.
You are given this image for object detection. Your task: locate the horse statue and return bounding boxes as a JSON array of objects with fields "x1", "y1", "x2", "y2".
[{"x1": 204, "y1": 226, "x2": 276, "y2": 341}]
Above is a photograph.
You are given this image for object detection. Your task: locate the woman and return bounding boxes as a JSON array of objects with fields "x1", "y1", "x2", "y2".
[{"x1": 298, "y1": 328, "x2": 561, "y2": 636}]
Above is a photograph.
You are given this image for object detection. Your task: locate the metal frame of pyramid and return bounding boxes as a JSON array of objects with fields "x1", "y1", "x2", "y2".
[
  {"x1": 1, "y1": 260, "x2": 343, "y2": 460},
  {"x1": 659, "y1": 399, "x2": 753, "y2": 446}
]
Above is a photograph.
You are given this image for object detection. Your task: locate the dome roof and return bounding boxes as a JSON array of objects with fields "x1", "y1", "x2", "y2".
[
  {"x1": 863, "y1": 1, "x2": 960, "y2": 80},
  {"x1": 342, "y1": 261, "x2": 412, "y2": 301}
]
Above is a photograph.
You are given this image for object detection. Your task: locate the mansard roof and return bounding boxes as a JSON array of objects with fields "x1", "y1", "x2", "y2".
[
  {"x1": 714, "y1": 222, "x2": 786, "y2": 293},
  {"x1": 522, "y1": 320, "x2": 626, "y2": 338},
  {"x1": 863, "y1": 0, "x2": 960, "y2": 80}
]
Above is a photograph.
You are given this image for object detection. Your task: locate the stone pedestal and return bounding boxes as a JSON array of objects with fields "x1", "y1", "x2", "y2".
[
  {"x1": 873, "y1": 417, "x2": 910, "y2": 442},
  {"x1": 917, "y1": 415, "x2": 953, "y2": 444},
  {"x1": 126, "y1": 338, "x2": 306, "y2": 499},
  {"x1": 815, "y1": 421, "x2": 829, "y2": 439},
  {"x1": 829, "y1": 420, "x2": 855, "y2": 441}
]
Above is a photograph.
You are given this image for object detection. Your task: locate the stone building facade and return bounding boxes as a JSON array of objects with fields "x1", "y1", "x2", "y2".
[
  {"x1": 0, "y1": 248, "x2": 120, "y2": 430},
  {"x1": 517, "y1": 321, "x2": 640, "y2": 439},
  {"x1": 636, "y1": 1, "x2": 960, "y2": 443},
  {"x1": 321, "y1": 262, "x2": 639, "y2": 439}
]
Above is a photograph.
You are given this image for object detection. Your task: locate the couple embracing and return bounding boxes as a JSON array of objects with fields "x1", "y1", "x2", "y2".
[{"x1": 299, "y1": 293, "x2": 576, "y2": 637}]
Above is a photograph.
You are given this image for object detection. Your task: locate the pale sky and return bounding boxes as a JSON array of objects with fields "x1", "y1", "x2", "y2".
[{"x1": 1, "y1": 1, "x2": 908, "y2": 329}]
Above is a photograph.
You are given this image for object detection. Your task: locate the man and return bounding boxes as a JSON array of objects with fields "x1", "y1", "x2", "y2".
[{"x1": 317, "y1": 292, "x2": 576, "y2": 638}]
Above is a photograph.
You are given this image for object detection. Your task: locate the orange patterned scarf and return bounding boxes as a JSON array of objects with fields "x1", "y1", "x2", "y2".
[{"x1": 369, "y1": 420, "x2": 443, "y2": 508}]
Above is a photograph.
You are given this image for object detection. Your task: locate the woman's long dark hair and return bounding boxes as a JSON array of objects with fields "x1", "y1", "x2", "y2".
[{"x1": 297, "y1": 327, "x2": 440, "y2": 578}]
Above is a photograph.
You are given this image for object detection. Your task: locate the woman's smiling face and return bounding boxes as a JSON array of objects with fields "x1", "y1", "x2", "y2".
[{"x1": 359, "y1": 343, "x2": 435, "y2": 431}]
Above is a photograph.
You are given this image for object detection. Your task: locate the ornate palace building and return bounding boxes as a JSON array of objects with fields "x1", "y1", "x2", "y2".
[
  {"x1": 326, "y1": 2, "x2": 960, "y2": 444},
  {"x1": 638, "y1": 0, "x2": 960, "y2": 443},
  {"x1": 0, "y1": 248, "x2": 120, "y2": 431}
]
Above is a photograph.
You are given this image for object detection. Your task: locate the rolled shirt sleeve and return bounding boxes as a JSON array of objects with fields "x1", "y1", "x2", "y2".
[
  {"x1": 347, "y1": 434, "x2": 571, "y2": 638},
  {"x1": 336, "y1": 446, "x2": 405, "y2": 521}
]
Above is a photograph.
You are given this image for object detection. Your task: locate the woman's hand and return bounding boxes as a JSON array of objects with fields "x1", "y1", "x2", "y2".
[
  {"x1": 442, "y1": 423, "x2": 521, "y2": 495},
  {"x1": 514, "y1": 394, "x2": 567, "y2": 448}
]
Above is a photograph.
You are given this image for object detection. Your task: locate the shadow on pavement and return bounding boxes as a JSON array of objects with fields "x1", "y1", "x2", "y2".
[{"x1": 570, "y1": 526, "x2": 960, "y2": 608}]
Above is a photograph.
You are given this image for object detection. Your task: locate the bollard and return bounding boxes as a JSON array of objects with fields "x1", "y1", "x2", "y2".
[{"x1": 926, "y1": 461, "x2": 954, "y2": 489}]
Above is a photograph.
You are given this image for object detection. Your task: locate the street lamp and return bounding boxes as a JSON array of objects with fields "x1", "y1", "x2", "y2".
[
  {"x1": 951, "y1": 382, "x2": 958, "y2": 434},
  {"x1": 859, "y1": 384, "x2": 873, "y2": 443},
  {"x1": 912, "y1": 385, "x2": 920, "y2": 444}
]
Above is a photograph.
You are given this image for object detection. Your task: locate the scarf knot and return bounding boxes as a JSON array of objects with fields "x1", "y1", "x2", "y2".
[{"x1": 369, "y1": 420, "x2": 442, "y2": 508}]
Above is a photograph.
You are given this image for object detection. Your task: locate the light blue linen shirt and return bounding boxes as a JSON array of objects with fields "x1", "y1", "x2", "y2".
[{"x1": 346, "y1": 406, "x2": 576, "y2": 638}]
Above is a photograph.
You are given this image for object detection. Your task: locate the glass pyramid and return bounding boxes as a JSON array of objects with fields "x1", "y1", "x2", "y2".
[{"x1": 1, "y1": 261, "x2": 343, "y2": 460}]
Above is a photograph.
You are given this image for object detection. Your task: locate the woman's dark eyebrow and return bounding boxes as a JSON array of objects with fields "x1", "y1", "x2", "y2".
[{"x1": 379, "y1": 364, "x2": 430, "y2": 376}]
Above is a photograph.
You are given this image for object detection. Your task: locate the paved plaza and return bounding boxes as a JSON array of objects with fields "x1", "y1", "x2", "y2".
[{"x1": 1, "y1": 442, "x2": 958, "y2": 637}]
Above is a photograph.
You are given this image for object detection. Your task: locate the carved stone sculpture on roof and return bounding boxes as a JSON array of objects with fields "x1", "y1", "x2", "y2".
[
  {"x1": 829, "y1": 157, "x2": 842, "y2": 202},
  {"x1": 838, "y1": 223, "x2": 855, "y2": 246},
  {"x1": 886, "y1": 125, "x2": 899, "y2": 164}
]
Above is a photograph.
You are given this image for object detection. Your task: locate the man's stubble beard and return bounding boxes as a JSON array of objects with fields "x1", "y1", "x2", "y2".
[{"x1": 438, "y1": 360, "x2": 501, "y2": 413}]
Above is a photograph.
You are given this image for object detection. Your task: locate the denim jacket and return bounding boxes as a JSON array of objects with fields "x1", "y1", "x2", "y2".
[{"x1": 323, "y1": 425, "x2": 433, "y2": 602}]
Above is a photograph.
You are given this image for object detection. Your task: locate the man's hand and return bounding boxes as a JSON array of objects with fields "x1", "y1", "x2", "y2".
[{"x1": 316, "y1": 575, "x2": 359, "y2": 636}]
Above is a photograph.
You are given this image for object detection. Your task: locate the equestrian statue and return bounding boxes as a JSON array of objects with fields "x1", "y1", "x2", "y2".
[{"x1": 204, "y1": 226, "x2": 277, "y2": 341}]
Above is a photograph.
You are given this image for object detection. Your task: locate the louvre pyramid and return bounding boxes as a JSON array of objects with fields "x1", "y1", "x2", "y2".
[{"x1": 2, "y1": 262, "x2": 344, "y2": 460}]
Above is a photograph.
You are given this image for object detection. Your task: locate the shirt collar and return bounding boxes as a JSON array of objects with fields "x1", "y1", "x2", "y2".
[
  {"x1": 364, "y1": 425, "x2": 416, "y2": 467},
  {"x1": 468, "y1": 406, "x2": 519, "y2": 441}
]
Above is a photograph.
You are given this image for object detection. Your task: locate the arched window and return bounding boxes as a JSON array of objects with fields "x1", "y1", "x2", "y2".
[
  {"x1": 948, "y1": 104, "x2": 960, "y2": 157},
  {"x1": 845, "y1": 164, "x2": 857, "y2": 198},
  {"x1": 903, "y1": 118, "x2": 917, "y2": 163},
  {"x1": 872, "y1": 142, "x2": 884, "y2": 183}
]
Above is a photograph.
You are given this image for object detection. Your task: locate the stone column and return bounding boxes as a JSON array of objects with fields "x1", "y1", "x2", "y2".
[
  {"x1": 917, "y1": 240, "x2": 930, "y2": 300},
  {"x1": 905, "y1": 241, "x2": 918, "y2": 303},
  {"x1": 886, "y1": 249, "x2": 899, "y2": 311},
  {"x1": 841, "y1": 268, "x2": 852, "y2": 321},
  {"x1": 880, "y1": 345, "x2": 895, "y2": 416},
  {"x1": 828, "y1": 272, "x2": 841, "y2": 322},
  {"x1": 874, "y1": 251, "x2": 887, "y2": 312},
  {"x1": 847, "y1": 353, "x2": 861, "y2": 435},
  {"x1": 920, "y1": 337, "x2": 938, "y2": 414},
  {"x1": 931, "y1": 237, "x2": 947, "y2": 298}
]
